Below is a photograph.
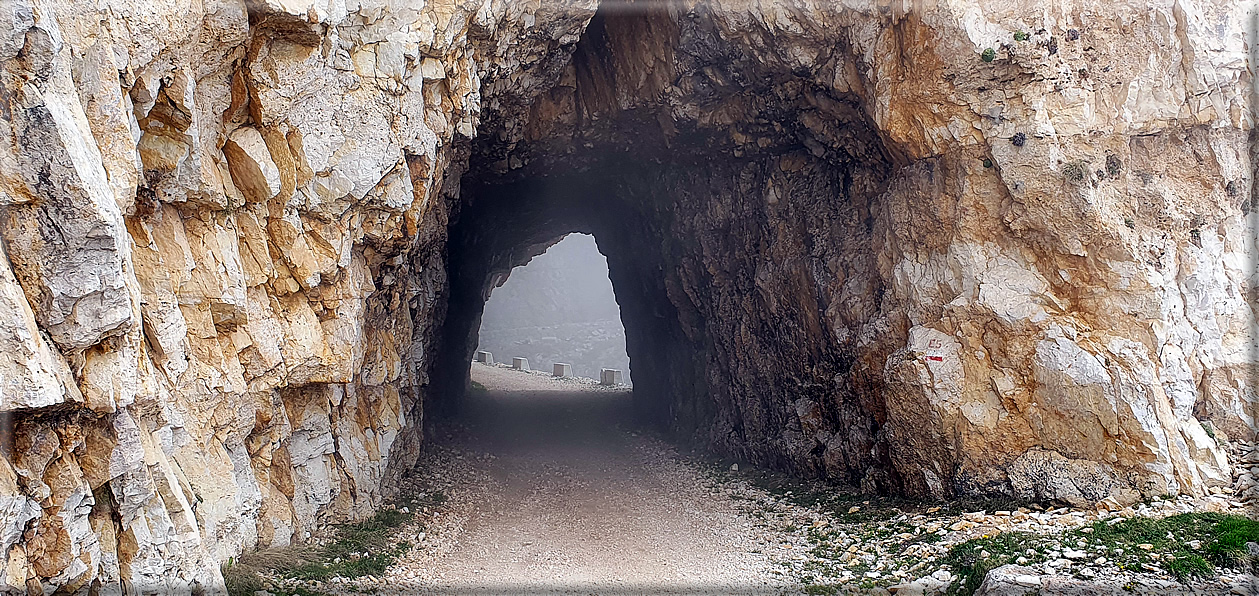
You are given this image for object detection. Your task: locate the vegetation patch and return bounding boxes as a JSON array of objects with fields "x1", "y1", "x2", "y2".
[
  {"x1": 286, "y1": 507, "x2": 414, "y2": 581},
  {"x1": 224, "y1": 548, "x2": 323, "y2": 596},
  {"x1": 1105, "y1": 154, "x2": 1123, "y2": 176},
  {"x1": 1225, "y1": 179, "x2": 1241, "y2": 197},
  {"x1": 1067, "y1": 513, "x2": 1259, "y2": 581},
  {"x1": 224, "y1": 491, "x2": 447, "y2": 596},
  {"x1": 940, "y1": 532, "x2": 1049, "y2": 596},
  {"x1": 981, "y1": 48, "x2": 996, "y2": 62},
  {"x1": 1063, "y1": 161, "x2": 1087, "y2": 182}
]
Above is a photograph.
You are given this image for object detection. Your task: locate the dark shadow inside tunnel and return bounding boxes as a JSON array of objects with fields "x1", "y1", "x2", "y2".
[
  {"x1": 429, "y1": 165, "x2": 704, "y2": 434},
  {"x1": 425, "y1": 0, "x2": 897, "y2": 493}
]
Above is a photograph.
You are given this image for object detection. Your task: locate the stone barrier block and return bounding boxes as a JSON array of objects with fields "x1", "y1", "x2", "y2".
[
  {"x1": 553, "y1": 363, "x2": 572, "y2": 377},
  {"x1": 512, "y1": 357, "x2": 529, "y2": 371},
  {"x1": 475, "y1": 350, "x2": 493, "y2": 364},
  {"x1": 600, "y1": 368, "x2": 624, "y2": 385}
]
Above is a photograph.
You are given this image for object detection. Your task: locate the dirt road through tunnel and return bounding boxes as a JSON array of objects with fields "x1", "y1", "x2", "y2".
[{"x1": 404, "y1": 363, "x2": 784, "y2": 594}]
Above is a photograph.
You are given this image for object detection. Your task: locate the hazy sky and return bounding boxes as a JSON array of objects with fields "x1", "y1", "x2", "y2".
[{"x1": 478, "y1": 234, "x2": 631, "y2": 382}]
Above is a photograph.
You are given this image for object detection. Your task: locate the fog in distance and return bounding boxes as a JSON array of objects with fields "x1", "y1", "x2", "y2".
[{"x1": 477, "y1": 234, "x2": 631, "y2": 383}]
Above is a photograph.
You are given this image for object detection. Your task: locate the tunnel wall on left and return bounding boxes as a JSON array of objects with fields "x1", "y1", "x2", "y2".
[{"x1": 0, "y1": 0, "x2": 598, "y2": 590}]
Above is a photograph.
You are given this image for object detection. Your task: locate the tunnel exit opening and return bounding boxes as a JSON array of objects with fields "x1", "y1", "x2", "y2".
[{"x1": 475, "y1": 233, "x2": 632, "y2": 385}]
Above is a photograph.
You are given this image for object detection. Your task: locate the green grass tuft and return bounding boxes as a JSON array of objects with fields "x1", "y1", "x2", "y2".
[
  {"x1": 1166, "y1": 553, "x2": 1213, "y2": 580},
  {"x1": 941, "y1": 532, "x2": 1047, "y2": 596},
  {"x1": 228, "y1": 491, "x2": 449, "y2": 590},
  {"x1": 1206, "y1": 516, "x2": 1259, "y2": 569}
]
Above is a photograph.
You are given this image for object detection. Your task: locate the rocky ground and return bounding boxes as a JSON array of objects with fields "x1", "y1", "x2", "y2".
[
  {"x1": 386, "y1": 363, "x2": 780, "y2": 594},
  {"x1": 236, "y1": 364, "x2": 1257, "y2": 596}
]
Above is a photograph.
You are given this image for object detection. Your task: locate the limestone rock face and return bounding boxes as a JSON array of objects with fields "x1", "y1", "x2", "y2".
[
  {"x1": 444, "y1": 0, "x2": 1256, "y2": 512},
  {"x1": 0, "y1": 0, "x2": 1253, "y2": 591},
  {"x1": 0, "y1": 0, "x2": 591, "y2": 589}
]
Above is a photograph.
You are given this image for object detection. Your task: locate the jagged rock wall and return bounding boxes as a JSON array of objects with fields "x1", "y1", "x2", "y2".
[
  {"x1": 0, "y1": 0, "x2": 596, "y2": 590},
  {"x1": 453, "y1": 0, "x2": 1256, "y2": 506},
  {"x1": 0, "y1": 0, "x2": 1254, "y2": 591}
]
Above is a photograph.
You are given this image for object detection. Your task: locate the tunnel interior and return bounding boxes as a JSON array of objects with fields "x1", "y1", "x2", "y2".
[{"x1": 428, "y1": 2, "x2": 906, "y2": 492}]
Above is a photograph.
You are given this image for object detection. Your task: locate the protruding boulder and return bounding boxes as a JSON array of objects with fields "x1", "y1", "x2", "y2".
[{"x1": 223, "y1": 127, "x2": 282, "y2": 204}]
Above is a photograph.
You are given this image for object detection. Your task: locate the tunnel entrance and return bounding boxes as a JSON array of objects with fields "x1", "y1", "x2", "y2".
[
  {"x1": 476, "y1": 233, "x2": 632, "y2": 384},
  {"x1": 428, "y1": 1, "x2": 897, "y2": 493}
]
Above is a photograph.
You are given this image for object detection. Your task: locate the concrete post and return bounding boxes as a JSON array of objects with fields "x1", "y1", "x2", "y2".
[
  {"x1": 512, "y1": 357, "x2": 529, "y2": 371},
  {"x1": 553, "y1": 363, "x2": 572, "y2": 377},
  {"x1": 475, "y1": 350, "x2": 493, "y2": 364},
  {"x1": 600, "y1": 369, "x2": 624, "y2": 385}
]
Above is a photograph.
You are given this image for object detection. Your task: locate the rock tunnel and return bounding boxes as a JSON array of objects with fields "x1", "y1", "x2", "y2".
[
  {"x1": 0, "y1": 0, "x2": 1253, "y2": 589},
  {"x1": 433, "y1": 3, "x2": 897, "y2": 489}
]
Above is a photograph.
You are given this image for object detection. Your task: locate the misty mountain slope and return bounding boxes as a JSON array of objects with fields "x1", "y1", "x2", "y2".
[{"x1": 478, "y1": 234, "x2": 632, "y2": 382}]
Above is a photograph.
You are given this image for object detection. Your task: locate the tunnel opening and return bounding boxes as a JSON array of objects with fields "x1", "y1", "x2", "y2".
[
  {"x1": 429, "y1": 0, "x2": 904, "y2": 494},
  {"x1": 476, "y1": 233, "x2": 632, "y2": 384}
]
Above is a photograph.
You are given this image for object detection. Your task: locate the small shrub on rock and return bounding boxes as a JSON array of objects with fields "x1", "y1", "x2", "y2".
[
  {"x1": 1063, "y1": 161, "x2": 1087, "y2": 182},
  {"x1": 1225, "y1": 179, "x2": 1241, "y2": 197},
  {"x1": 1106, "y1": 154, "x2": 1123, "y2": 176},
  {"x1": 1013, "y1": 31, "x2": 1029, "y2": 42},
  {"x1": 1010, "y1": 132, "x2": 1026, "y2": 147},
  {"x1": 981, "y1": 48, "x2": 996, "y2": 62}
]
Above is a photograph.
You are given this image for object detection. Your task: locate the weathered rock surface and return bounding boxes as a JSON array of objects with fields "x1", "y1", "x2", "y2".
[{"x1": 0, "y1": 0, "x2": 1253, "y2": 591}]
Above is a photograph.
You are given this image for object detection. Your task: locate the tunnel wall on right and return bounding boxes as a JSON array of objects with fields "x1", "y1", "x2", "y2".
[
  {"x1": 598, "y1": 131, "x2": 1255, "y2": 506},
  {"x1": 466, "y1": 2, "x2": 1258, "y2": 507}
]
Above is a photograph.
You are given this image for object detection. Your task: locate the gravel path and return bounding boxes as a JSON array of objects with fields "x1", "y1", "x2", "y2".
[
  {"x1": 395, "y1": 363, "x2": 785, "y2": 594},
  {"x1": 271, "y1": 363, "x2": 1253, "y2": 596}
]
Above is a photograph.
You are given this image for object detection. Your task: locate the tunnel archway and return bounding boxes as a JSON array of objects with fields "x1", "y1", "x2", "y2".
[
  {"x1": 428, "y1": 1, "x2": 899, "y2": 491},
  {"x1": 432, "y1": 165, "x2": 698, "y2": 434}
]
